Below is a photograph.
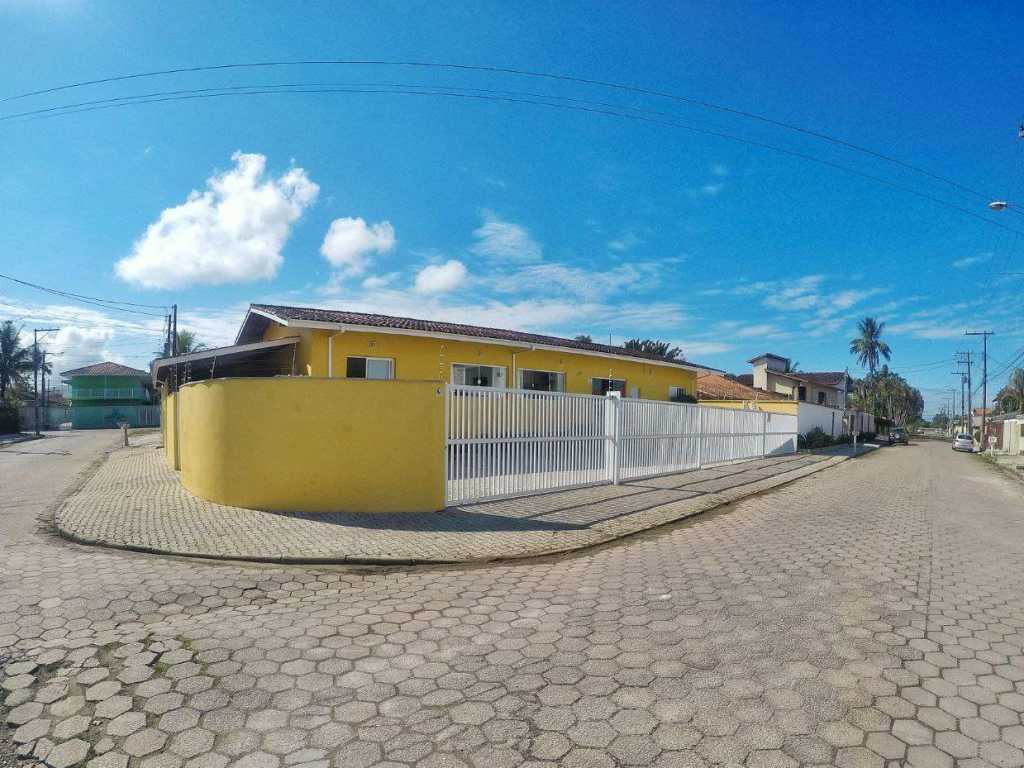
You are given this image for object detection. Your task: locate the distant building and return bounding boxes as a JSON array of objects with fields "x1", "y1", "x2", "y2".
[{"x1": 61, "y1": 362, "x2": 159, "y2": 429}]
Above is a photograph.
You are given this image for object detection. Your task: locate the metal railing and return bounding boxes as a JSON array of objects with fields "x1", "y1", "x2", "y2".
[
  {"x1": 71, "y1": 387, "x2": 148, "y2": 400},
  {"x1": 445, "y1": 385, "x2": 798, "y2": 505}
]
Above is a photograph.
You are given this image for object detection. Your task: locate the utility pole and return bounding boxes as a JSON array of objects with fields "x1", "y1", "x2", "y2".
[
  {"x1": 951, "y1": 371, "x2": 967, "y2": 434},
  {"x1": 33, "y1": 327, "x2": 60, "y2": 436},
  {"x1": 955, "y1": 352, "x2": 974, "y2": 440},
  {"x1": 966, "y1": 331, "x2": 994, "y2": 449},
  {"x1": 171, "y1": 304, "x2": 178, "y2": 356}
]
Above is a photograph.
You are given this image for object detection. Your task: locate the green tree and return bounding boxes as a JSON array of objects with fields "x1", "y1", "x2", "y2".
[
  {"x1": 624, "y1": 338, "x2": 682, "y2": 360},
  {"x1": 573, "y1": 334, "x2": 593, "y2": 344},
  {"x1": 0, "y1": 321, "x2": 33, "y2": 401},
  {"x1": 849, "y1": 317, "x2": 892, "y2": 374},
  {"x1": 849, "y1": 366, "x2": 923, "y2": 427},
  {"x1": 995, "y1": 368, "x2": 1024, "y2": 413},
  {"x1": 158, "y1": 329, "x2": 207, "y2": 357}
]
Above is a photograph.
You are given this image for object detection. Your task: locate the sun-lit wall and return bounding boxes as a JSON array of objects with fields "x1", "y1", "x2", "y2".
[{"x1": 168, "y1": 377, "x2": 446, "y2": 513}]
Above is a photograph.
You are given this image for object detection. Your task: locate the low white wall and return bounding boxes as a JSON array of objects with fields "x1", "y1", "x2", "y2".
[
  {"x1": 797, "y1": 402, "x2": 845, "y2": 437},
  {"x1": 796, "y1": 404, "x2": 874, "y2": 437}
]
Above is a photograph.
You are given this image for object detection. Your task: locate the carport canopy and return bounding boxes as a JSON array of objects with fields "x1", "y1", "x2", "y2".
[{"x1": 152, "y1": 337, "x2": 299, "y2": 390}]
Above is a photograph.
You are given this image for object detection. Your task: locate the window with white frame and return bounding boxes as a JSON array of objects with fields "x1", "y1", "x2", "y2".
[
  {"x1": 668, "y1": 385, "x2": 690, "y2": 402},
  {"x1": 591, "y1": 377, "x2": 626, "y2": 396},
  {"x1": 452, "y1": 364, "x2": 506, "y2": 388},
  {"x1": 346, "y1": 356, "x2": 394, "y2": 380},
  {"x1": 519, "y1": 369, "x2": 565, "y2": 392}
]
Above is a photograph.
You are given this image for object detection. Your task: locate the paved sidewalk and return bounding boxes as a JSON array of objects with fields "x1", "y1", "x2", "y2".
[{"x1": 56, "y1": 437, "x2": 848, "y2": 563}]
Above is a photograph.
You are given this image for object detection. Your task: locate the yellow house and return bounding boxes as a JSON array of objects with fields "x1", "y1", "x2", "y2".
[
  {"x1": 151, "y1": 304, "x2": 717, "y2": 514},
  {"x1": 228, "y1": 303, "x2": 714, "y2": 400}
]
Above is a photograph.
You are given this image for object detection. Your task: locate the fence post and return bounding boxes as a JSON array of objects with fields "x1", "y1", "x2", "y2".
[
  {"x1": 762, "y1": 411, "x2": 768, "y2": 459},
  {"x1": 605, "y1": 391, "x2": 622, "y2": 484},
  {"x1": 696, "y1": 406, "x2": 704, "y2": 469}
]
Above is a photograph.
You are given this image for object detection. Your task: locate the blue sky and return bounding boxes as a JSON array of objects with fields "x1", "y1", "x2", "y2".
[{"x1": 2, "y1": 1, "x2": 1023, "y2": 414}]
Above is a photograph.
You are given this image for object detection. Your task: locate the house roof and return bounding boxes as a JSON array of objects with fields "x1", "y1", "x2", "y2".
[
  {"x1": 697, "y1": 372, "x2": 790, "y2": 401},
  {"x1": 61, "y1": 361, "x2": 149, "y2": 378},
  {"x1": 788, "y1": 371, "x2": 849, "y2": 388},
  {"x1": 237, "y1": 303, "x2": 721, "y2": 373},
  {"x1": 973, "y1": 407, "x2": 993, "y2": 416},
  {"x1": 151, "y1": 337, "x2": 300, "y2": 386},
  {"x1": 747, "y1": 352, "x2": 790, "y2": 364}
]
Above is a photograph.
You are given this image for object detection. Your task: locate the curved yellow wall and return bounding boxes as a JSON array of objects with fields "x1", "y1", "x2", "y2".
[{"x1": 172, "y1": 378, "x2": 446, "y2": 513}]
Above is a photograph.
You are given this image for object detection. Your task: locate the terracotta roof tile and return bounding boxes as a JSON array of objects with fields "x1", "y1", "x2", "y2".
[
  {"x1": 697, "y1": 372, "x2": 790, "y2": 401},
  {"x1": 60, "y1": 361, "x2": 149, "y2": 377},
  {"x1": 245, "y1": 303, "x2": 720, "y2": 372}
]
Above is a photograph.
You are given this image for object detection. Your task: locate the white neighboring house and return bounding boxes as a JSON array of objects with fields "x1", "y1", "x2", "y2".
[{"x1": 739, "y1": 353, "x2": 875, "y2": 435}]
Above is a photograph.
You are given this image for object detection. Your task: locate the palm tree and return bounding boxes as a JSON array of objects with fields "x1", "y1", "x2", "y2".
[
  {"x1": 157, "y1": 329, "x2": 207, "y2": 357},
  {"x1": 0, "y1": 321, "x2": 33, "y2": 400},
  {"x1": 995, "y1": 369, "x2": 1024, "y2": 413},
  {"x1": 849, "y1": 317, "x2": 892, "y2": 374},
  {"x1": 624, "y1": 338, "x2": 682, "y2": 360},
  {"x1": 175, "y1": 330, "x2": 206, "y2": 354}
]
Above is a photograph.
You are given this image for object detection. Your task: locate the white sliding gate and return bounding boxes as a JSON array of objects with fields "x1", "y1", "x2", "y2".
[{"x1": 445, "y1": 385, "x2": 798, "y2": 505}]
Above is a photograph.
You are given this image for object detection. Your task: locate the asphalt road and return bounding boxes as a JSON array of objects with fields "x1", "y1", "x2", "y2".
[
  {"x1": 0, "y1": 431, "x2": 119, "y2": 544},
  {"x1": 2, "y1": 434, "x2": 1024, "y2": 767}
]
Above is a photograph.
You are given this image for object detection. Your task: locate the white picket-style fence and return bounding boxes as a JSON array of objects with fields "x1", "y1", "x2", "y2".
[{"x1": 445, "y1": 385, "x2": 798, "y2": 505}]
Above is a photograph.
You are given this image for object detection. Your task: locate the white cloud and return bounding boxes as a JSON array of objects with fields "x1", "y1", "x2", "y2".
[
  {"x1": 320, "y1": 217, "x2": 396, "y2": 277},
  {"x1": 361, "y1": 273, "x2": 399, "y2": 290},
  {"x1": 711, "y1": 164, "x2": 729, "y2": 177},
  {"x1": 414, "y1": 260, "x2": 468, "y2": 294},
  {"x1": 952, "y1": 253, "x2": 990, "y2": 269},
  {"x1": 470, "y1": 210, "x2": 542, "y2": 262},
  {"x1": 487, "y1": 262, "x2": 661, "y2": 301},
  {"x1": 607, "y1": 231, "x2": 643, "y2": 252},
  {"x1": 116, "y1": 152, "x2": 318, "y2": 289},
  {"x1": 672, "y1": 340, "x2": 734, "y2": 356},
  {"x1": 762, "y1": 275, "x2": 825, "y2": 310},
  {"x1": 701, "y1": 183, "x2": 724, "y2": 196}
]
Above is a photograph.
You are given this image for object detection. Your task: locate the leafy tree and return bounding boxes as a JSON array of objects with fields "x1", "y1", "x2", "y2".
[
  {"x1": 573, "y1": 334, "x2": 593, "y2": 344},
  {"x1": 995, "y1": 368, "x2": 1024, "y2": 414},
  {"x1": 624, "y1": 338, "x2": 682, "y2": 360},
  {"x1": 0, "y1": 321, "x2": 33, "y2": 401},
  {"x1": 157, "y1": 329, "x2": 207, "y2": 357},
  {"x1": 849, "y1": 317, "x2": 892, "y2": 374},
  {"x1": 785, "y1": 360, "x2": 800, "y2": 373},
  {"x1": 849, "y1": 366, "x2": 924, "y2": 427}
]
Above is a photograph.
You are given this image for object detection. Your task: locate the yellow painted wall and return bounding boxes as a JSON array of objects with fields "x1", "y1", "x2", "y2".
[
  {"x1": 172, "y1": 377, "x2": 446, "y2": 513},
  {"x1": 699, "y1": 399, "x2": 799, "y2": 416},
  {"x1": 263, "y1": 325, "x2": 697, "y2": 401},
  {"x1": 161, "y1": 393, "x2": 179, "y2": 468}
]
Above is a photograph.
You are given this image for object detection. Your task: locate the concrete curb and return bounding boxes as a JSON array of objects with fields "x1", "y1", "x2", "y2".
[{"x1": 55, "y1": 451, "x2": 857, "y2": 567}]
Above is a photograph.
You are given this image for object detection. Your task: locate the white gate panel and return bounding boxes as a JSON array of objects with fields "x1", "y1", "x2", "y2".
[
  {"x1": 446, "y1": 386, "x2": 607, "y2": 504},
  {"x1": 445, "y1": 386, "x2": 799, "y2": 505}
]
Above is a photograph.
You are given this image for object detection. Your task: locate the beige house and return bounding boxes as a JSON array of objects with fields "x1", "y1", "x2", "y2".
[{"x1": 741, "y1": 353, "x2": 850, "y2": 409}]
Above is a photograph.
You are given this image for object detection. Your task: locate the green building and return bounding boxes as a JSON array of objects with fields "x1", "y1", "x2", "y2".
[{"x1": 60, "y1": 362, "x2": 160, "y2": 429}]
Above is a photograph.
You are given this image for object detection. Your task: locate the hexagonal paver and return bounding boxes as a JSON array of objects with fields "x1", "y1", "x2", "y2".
[
  {"x1": 48, "y1": 738, "x2": 90, "y2": 768},
  {"x1": 123, "y1": 728, "x2": 169, "y2": 757},
  {"x1": 107, "y1": 711, "x2": 146, "y2": 737}
]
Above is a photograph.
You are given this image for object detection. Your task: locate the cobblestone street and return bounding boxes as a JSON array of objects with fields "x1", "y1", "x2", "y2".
[{"x1": 3, "y1": 435, "x2": 1024, "y2": 767}]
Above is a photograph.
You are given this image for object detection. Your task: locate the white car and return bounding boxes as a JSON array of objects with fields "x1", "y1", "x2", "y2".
[{"x1": 952, "y1": 434, "x2": 974, "y2": 452}]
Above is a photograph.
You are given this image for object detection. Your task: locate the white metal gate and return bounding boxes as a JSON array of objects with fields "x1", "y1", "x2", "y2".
[{"x1": 445, "y1": 384, "x2": 798, "y2": 505}]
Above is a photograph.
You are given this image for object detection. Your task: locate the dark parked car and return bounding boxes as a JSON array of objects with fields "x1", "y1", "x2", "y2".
[{"x1": 888, "y1": 428, "x2": 908, "y2": 445}]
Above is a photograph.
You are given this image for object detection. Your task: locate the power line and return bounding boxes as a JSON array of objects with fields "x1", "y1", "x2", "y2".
[
  {"x1": 0, "y1": 58, "x2": 1003, "y2": 205},
  {"x1": 6, "y1": 83, "x2": 1024, "y2": 239},
  {"x1": 0, "y1": 272, "x2": 168, "y2": 316}
]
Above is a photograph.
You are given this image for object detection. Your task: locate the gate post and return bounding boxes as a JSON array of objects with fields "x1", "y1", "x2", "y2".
[
  {"x1": 605, "y1": 391, "x2": 622, "y2": 484},
  {"x1": 696, "y1": 406, "x2": 704, "y2": 469},
  {"x1": 762, "y1": 411, "x2": 768, "y2": 459}
]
